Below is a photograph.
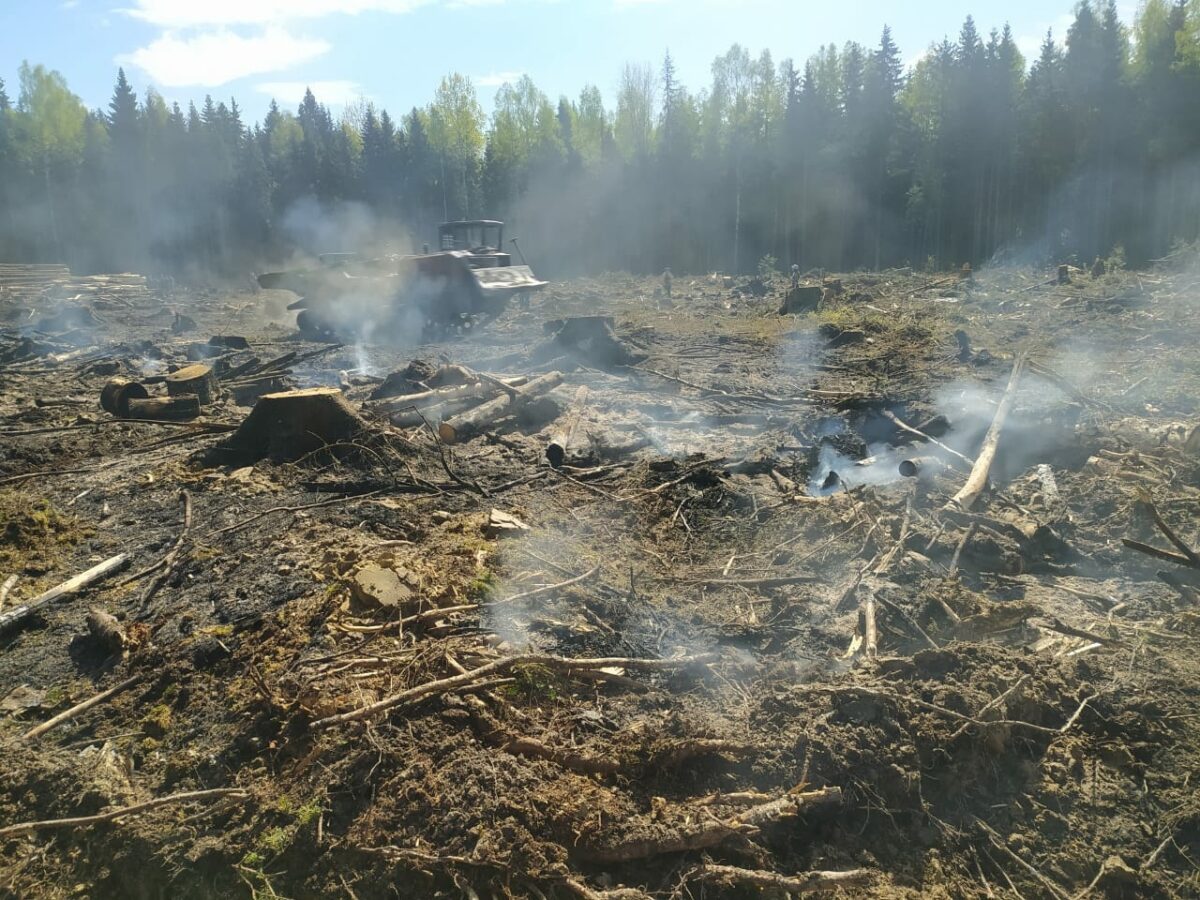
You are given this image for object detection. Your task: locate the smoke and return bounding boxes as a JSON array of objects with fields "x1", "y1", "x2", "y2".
[{"x1": 279, "y1": 198, "x2": 414, "y2": 261}]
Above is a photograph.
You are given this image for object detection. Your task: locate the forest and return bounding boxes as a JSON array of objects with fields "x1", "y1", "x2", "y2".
[{"x1": 1, "y1": 0, "x2": 1199, "y2": 278}]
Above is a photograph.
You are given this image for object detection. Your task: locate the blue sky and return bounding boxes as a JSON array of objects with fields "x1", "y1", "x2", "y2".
[{"x1": 1, "y1": 0, "x2": 1140, "y2": 123}]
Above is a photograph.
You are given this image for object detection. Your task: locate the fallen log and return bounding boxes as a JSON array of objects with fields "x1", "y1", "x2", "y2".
[
  {"x1": 370, "y1": 376, "x2": 530, "y2": 414},
  {"x1": 0, "y1": 554, "x2": 130, "y2": 636},
  {"x1": 439, "y1": 371, "x2": 564, "y2": 444},
  {"x1": 386, "y1": 397, "x2": 479, "y2": 428},
  {"x1": 546, "y1": 385, "x2": 590, "y2": 468},
  {"x1": 944, "y1": 354, "x2": 1027, "y2": 511},
  {"x1": 100, "y1": 378, "x2": 150, "y2": 416},
  {"x1": 124, "y1": 396, "x2": 201, "y2": 421}
]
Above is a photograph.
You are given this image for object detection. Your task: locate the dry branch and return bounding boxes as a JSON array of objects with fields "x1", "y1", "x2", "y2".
[
  {"x1": 0, "y1": 554, "x2": 130, "y2": 636},
  {"x1": 22, "y1": 675, "x2": 141, "y2": 741},
  {"x1": 883, "y1": 409, "x2": 973, "y2": 469},
  {"x1": 0, "y1": 788, "x2": 248, "y2": 838},
  {"x1": 944, "y1": 354, "x2": 1027, "y2": 511},
  {"x1": 312, "y1": 653, "x2": 716, "y2": 728},
  {"x1": 140, "y1": 490, "x2": 191, "y2": 610}
]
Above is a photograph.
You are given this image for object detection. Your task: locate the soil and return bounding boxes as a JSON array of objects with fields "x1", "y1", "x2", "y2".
[{"x1": 0, "y1": 262, "x2": 1198, "y2": 898}]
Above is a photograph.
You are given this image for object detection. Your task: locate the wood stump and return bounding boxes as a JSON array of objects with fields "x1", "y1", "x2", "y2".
[
  {"x1": 216, "y1": 388, "x2": 367, "y2": 461},
  {"x1": 779, "y1": 285, "x2": 822, "y2": 314},
  {"x1": 166, "y1": 364, "x2": 218, "y2": 405}
]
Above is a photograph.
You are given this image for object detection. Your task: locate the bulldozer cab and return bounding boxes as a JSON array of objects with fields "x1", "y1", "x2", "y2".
[{"x1": 438, "y1": 221, "x2": 509, "y2": 267}]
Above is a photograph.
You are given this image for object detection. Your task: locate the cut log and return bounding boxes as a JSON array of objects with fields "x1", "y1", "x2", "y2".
[
  {"x1": 99, "y1": 378, "x2": 149, "y2": 416},
  {"x1": 124, "y1": 396, "x2": 201, "y2": 421},
  {"x1": 944, "y1": 354, "x2": 1027, "y2": 511},
  {"x1": 547, "y1": 385, "x2": 590, "y2": 468},
  {"x1": 370, "y1": 376, "x2": 529, "y2": 413},
  {"x1": 899, "y1": 456, "x2": 945, "y2": 478},
  {"x1": 0, "y1": 554, "x2": 130, "y2": 636},
  {"x1": 439, "y1": 371, "x2": 563, "y2": 444},
  {"x1": 165, "y1": 364, "x2": 218, "y2": 405},
  {"x1": 386, "y1": 397, "x2": 478, "y2": 428},
  {"x1": 214, "y1": 387, "x2": 367, "y2": 462}
]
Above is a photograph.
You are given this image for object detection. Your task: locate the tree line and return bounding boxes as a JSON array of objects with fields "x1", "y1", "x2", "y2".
[{"x1": 1, "y1": 0, "x2": 1199, "y2": 279}]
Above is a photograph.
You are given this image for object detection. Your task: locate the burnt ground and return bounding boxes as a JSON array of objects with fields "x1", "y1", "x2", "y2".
[{"x1": 0, "y1": 259, "x2": 1198, "y2": 898}]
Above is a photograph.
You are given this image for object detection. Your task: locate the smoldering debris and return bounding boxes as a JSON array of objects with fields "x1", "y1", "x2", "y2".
[{"x1": 1, "y1": 258, "x2": 1200, "y2": 900}]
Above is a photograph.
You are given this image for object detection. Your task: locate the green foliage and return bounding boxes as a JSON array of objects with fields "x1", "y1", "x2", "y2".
[
  {"x1": 504, "y1": 664, "x2": 560, "y2": 704},
  {"x1": 3, "y1": 2, "x2": 1200, "y2": 276},
  {"x1": 757, "y1": 254, "x2": 778, "y2": 279}
]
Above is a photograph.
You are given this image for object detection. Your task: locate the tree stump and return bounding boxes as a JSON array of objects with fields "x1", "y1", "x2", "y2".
[
  {"x1": 165, "y1": 364, "x2": 218, "y2": 405},
  {"x1": 779, "y1": 285, "x2": 822, "y2": 314},
  {"x1": 216, "y1": 388, "x2": 367, "y2": 461}
]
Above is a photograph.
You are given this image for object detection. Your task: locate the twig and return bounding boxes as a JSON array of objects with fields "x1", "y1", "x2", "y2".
[
  {"x1": 950, "y1": 675, "x2": 1030, "y2": 740},
  {"x1": 312, "y1": 653, "x2": 716, "y2": 728},
  {"x1": 209, "y1": 490, "x2": 383, "y2": 538},
  {"x1": 0, "y1": 788, "x2": 248, "y2": 837},
  {"x1": 1138, "y1": 493, "x2": 1200, "y2": 566},
  {"x1": 883, "y1": 409, "x2": 974, "y2": 468},
  {"x1": 416, "y1": 409, "x2": 488, "y2": 497},
  {"x1": 1121, "y1": 538, "x2": 1196, "y2": 569},
  {"x1": 491, "y1": 565, "x2": 600, "y2": 605},
  {"x1": 140, "y1": 490, "x2": 192, "y2": 611},
  {"x1": 974, "y1": 817, "x2": 1071, "y2": 900},
  {"x1": 22, "y1": 675, "x2": 141, "y2": 741}
]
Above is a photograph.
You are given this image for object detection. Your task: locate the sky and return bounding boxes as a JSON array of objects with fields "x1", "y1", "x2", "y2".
[{"x1": 0, "y1": 0, "x2": 1142, "y2": 124}]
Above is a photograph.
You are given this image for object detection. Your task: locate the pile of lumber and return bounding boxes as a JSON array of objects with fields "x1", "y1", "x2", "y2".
[
  {"x1": 0, "y1": 265, "x2": 152, "y2": 303},
  {"x1": 366, "y1": 364, "x2": 564, "y2": 444}
]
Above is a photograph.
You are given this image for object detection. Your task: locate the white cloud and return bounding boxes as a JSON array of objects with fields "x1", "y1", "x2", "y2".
[
  {"x1": 121, "y1": 0, "x2": 433, "y2": 27},
  {"x1": 120, "y1": 28, "x2": 330, "y2": 87},
  {"x1": 476, "y1": 70, "x2": 524, "y2": 87},
  {"x1": 257, "y1": 80, "x2": 365, "y2": 105}
]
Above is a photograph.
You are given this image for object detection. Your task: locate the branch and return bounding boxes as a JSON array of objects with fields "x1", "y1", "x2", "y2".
[{"x1": 0, "y1": 788, "x2": 248, "y2": 838}]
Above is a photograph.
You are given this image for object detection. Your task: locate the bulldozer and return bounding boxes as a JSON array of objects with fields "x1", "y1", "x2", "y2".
[{"x1": 257, "y1": 220, "x2": 547, "y2": 341}]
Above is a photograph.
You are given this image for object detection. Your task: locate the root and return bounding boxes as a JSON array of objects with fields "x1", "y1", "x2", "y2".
[
  {"x1": 694, "y1": 863, "x2": 872, "y2": 894},
  {"x1": 574, "y1": 787, "x2": 842, "y2": 863}
]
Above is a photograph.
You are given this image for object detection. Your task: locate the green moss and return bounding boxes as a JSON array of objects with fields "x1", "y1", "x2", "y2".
[
  {"x1": 466, "y1": 570, "x2": 497, "y2": 600},
  {"x1": 0, "y1": 491, "x2": 89, "y2": 573},
  {"x1": 504, "y1": 664, "x2": 559, "y2": 704},
  {"x1": 141, "y1": 703, "x2": 173, "y2": 738}
]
